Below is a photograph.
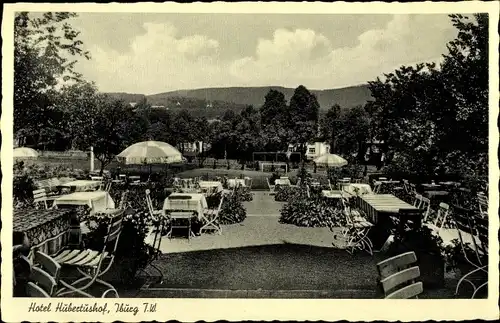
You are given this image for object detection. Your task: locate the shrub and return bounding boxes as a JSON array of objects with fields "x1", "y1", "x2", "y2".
[
  {"x1": 219, "y1": 193, "x2": 246, "y2": 224},
  {"x1": 235, "y1": 186, "x2": 253, "y2": 201},
  {"x1": 279, "y1": 193, "x2": 345, "y2": 228},
  {"x1": 274, "y1": 186, "x2": 299, "y2": 202}
]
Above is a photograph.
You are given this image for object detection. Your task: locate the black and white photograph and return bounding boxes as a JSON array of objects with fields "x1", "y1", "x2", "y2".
[{"x1": 2, "y1": 2, "x2": 499, "y2": 322}]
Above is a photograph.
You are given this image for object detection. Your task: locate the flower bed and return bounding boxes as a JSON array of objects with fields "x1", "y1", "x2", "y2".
[
  {"x1": 206, "y1": 191, "x2": 247, "y2": 224},
  {"x1": 274, "y1": 186, "x2": 299, "y2": 202},
  {"x1": 279, "y1": 191, "x2": 345, "y2": 228}
]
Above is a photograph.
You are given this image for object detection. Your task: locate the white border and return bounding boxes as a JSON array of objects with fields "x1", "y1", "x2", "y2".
[{"x1": 2, "y1": 2, "x2": 499, "y2": 322}]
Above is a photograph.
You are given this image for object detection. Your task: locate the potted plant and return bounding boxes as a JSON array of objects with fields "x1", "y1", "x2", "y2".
[{"x1": 387, "y1": 225, "x2": 445, "y2": 288}]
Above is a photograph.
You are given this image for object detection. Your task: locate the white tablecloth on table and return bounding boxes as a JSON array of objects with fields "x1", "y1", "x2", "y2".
[
  {"x1": 198, "y1": 181, "x2": 223, "y2": 193},
  {"x1": 342, "y1": 183, "x2": 373, "y2": 196},
  {"x1": 163, "y1": 193, "x2": 208, "y2": 220},
  {"x1": 322, "y1": 190, "x2": 344, "y2": 199},
  {"x1": 59, "y1": 180, "x2": 101, "y2": 192},
  {"x1": 53, "y1": 191, "x2": 115, "y2": 212},
  {"x1": 227, "y1": 179, "x2": 246, "y2": 187},
  {"x1": 275, "y1": 178, "x2": 291, "y2": 186}
]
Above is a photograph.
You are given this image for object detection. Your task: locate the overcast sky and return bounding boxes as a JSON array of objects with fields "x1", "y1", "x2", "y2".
[{"x1": 68, "y1": 13, "x2": 458, "y2": 94}]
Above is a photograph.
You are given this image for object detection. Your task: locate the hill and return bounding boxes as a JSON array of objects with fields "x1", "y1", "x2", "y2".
[
  {"x1": 103, "y1": 84, "x2": 373, "y2": 118},
  {"x1": 147, "y1": 84, "x2": 372, "y2": 110}
]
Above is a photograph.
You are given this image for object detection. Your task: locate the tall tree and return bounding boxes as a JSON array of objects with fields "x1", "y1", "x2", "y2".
[
  {"x1": 14, "y1": 12, "x2": 90, "y2": 146},
  {"x1": 320, "y1": 104, "x2": 342, "y2": 153}
]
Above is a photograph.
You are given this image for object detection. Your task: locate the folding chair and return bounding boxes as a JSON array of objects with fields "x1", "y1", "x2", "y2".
[
  {"x1": 419, "y1": 196, "x2": 431, "y2": 220},
  {"x1": 477, "y1": 192, "x2": 488, "y2": 217},
  {"x1": 376, "y1": 251, "x2": 423, "y2": 299},
  {"x1": 424, "y1": 202, "x2": 450, "y2": 235},
  {"x1": 452, "y1": 206, "x2": 488, "y2": 298},
  {"x1": 201, "y1": 196, "x2": 224, "y2": 235},
  {"x1": 142, "y1": 190, "x2": 167, "y2": 284},
  {"x1": 334, "y1": 195, "x2": 374, "y2": 255},
  {"x1": 27, "y1": 251, "x2": 62, "y2": 297},
  {"x1": 327, "y1": 179, "x2": 334, "y2": 191},
  {"x1": 413, "y1": 193, "x2": 423, "y2": 208},
  {"x1": 266, "y1": 178, "x2": 276, "y2": 195},
  {"x1": 53, "y1": 211, "x2": 124, "y2": 297}
]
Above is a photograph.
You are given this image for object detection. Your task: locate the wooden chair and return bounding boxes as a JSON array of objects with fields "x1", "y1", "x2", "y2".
[
  {"x1": 27, "y1": 251, "x2": 62, "y2": 297},
  {"x1": 419, "y1": 196, "x2": 431, "y2": 220},
  {"x1": 424, "y1": 202, "x2": 450, "y2": 235},
  {"x1": 266, "y1": 178, "x2": 276, "y2": 195},
  {"x1": 376, "y1": 251, "x2": 423, "y2": 299},
  {"x1": 201, "y1": 195, "x2": 224, "y2": 235},
  {"x1": 477, "y1": 192, "x2": 488, "y2": 217},
  {"x1": 373, "y1": 181, "x2": 382, "y2": 194},
  {"x1": 166, "y1": 211, "x2": 197, "y2": 240},
  {"x1": 53, "y1": 211, "x2": 124, "y2": 297},
  {"x1": 413, "y1": 193, "x2": 423, "y2": 208},
  {"x1": 452, "y1": 206, "x2": 488, "y2": 298},
  {"x1": 334, "y1": 196, "x2": 373, "y2": 255},
  {"x1": 33, "y1": 189, "x2": 57, "y2": 209}
]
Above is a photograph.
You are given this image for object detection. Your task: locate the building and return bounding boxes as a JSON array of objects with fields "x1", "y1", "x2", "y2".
[
  {"x1": 178, "y1": 141, "x2": 211, "y2": 155},
  {"x1": 287, "y1": 142, "x2": 330, "y2": 160}
]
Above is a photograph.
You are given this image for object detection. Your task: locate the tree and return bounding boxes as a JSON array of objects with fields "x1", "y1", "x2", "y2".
[
  {"x1": 366, "y1": 14, "x2": 488, "y2": 178},
  {"x1": 171, "y1": 109, "x2": 195, "y2": 153},
  {"x1": 288, "y1": 85, "x2": 321, "y2": 161},
  {"x1": 14, "y1": 12, "x2": 90, "y2": 146},
  {"x1": 320, "y1": 104, "x2": 342, "y2": 153}
]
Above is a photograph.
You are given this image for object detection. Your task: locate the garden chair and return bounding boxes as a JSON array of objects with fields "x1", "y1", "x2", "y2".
[
  {"x1": 423, "y1": 202, "x2": 450, "y2": 235},
  {"x1": 413, "y1": 194, "x2": 423, "y2": 208},
  {"x1": 26, "y1": 251, "x2": 61, "y2": 297},
  {"x1": 452, "y1": 206, "x2": 488, "y2": 298},
  {"x1": 142, "y1": 190, "x2": 167, "y2": 284},
  {"x1": 266, "y1": 178, "x2": 276, "y2": 195},
  {"x1": 201, "y1": 195, "x2": 224, "y2": 235},
  {"x1": 90, "y1": 176, "x2": 104, "y2": 181},
  {"x1": 376, "y1": 251, "x2": 423, "y2": 299},
  {"x1": 33, "y1": 188, "x2": 57, "y2": 209},
  {"x1": 335, "y1": 196, "x2": 373, "y2": 255},
  {"x1": 477, "y1": 192, "x2": 488, "y2": 217},
  {"x1": 52, "y1": 211, "x2": 124, "y2": 297},
  {"x1": 373, "y1": 181, "x2": 382, "y2": 194},
  {"x1": 418, "y1": 196, "x2": 431, "y2": 220}
]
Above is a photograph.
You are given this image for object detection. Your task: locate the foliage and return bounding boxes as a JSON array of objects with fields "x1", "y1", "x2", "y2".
[
  {"x1": 234, "y1": 186, "x2": 253, "y2": 202},
  {"x1": 296, "y1": 166, "x2": 312, "y2": 185},
  {"x1": 390, "y1": 224, "x2": 443, "y2": 257},
  {"x1": 368, "y1": 14, "x2": 488, "y2": 179},
  {"x1": 280, "y1": 192, "x2": 345, "y2": 227},
  {"x1": 219, "y1": 193, "x2": 247, "y2": 225},
  {"x1": 14, "y1": 12, "x2": 90, "y2": 148},
  {"x1": 274, "y1": 186, "x2": 299, "y2": 202}
]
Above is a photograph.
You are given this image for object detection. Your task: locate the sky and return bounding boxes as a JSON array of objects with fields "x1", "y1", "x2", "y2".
[{"x1": 66, "y1": 13, "x2": 459, "y2": 95}]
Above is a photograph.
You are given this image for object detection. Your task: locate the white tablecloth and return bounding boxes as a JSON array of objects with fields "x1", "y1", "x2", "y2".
[
  {"x1": 275, "y1": 179, "x2": 291, "y2": 186},
  {"x1": 227, "y1": 179, "x2": 246, "y2": 187},
  {"x1": 322, "y1": 190, "x2": 344, "y2": 199},
  {"x1": 163, "y1": 193, "x2": 208, "y2": 220},
  {"x1": 59, "y1": 180, "x2": 101, "y2": 192},
  {"x1": 342, "y1": 183, "x2": 373, "y2": 196},
  {"x1": 198, "y1": 181, "x2": 223, "y2": 193},
  {"x1": 53, "y1": 191, "x2": 115, "y2": 212}
]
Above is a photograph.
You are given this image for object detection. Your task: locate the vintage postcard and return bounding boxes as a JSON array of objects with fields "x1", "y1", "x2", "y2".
[{"x1": 1, "y1": 1, "x2": 499, "y2": 322}]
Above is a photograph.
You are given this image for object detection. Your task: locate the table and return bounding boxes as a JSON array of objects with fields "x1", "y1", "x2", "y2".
[
  {"x1": 322, "y1": 190, "x2": 344, "y2": 199},
  {"x1": 59, "y1": 180, "x2": 101, "y2": 192},
  {"x1": 342, "y1": 183, "x2": 373, "y2": 196},
  {"x1": 53, "y1": 191, "x2": 115, "y2": 213},
  {"x1": 13, "y1": 209, "x2": 74, "y2": 256},
  {"x1": 275, "y1": 178, "x2": 291, "y2": 186},
  {"x1": 357, "y1": 194, "x2": 418, "y2": 224},
  {"x1": 227, "y1": 179, "x2": 246, "y2": 187},
  {"x1": 356, "y1": 194, "x2": 421, "y2": 250},
  {"x1": 163, "y1": 193, "x2": 208, "y2": 220},
  {"x1": 198, "y1": 181, "x2": 223, "y2": 193},
  {"x1": 421, "y1": 183, "x2": 442, "y2": 191}
]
